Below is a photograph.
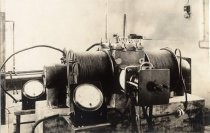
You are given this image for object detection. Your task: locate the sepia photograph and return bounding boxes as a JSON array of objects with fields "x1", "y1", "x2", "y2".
[{"x1": 0, "y1": 0, "x2": 210, "y2": 132}]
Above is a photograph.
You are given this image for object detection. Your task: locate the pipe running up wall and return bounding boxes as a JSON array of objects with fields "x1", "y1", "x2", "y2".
[{"x1": 0, "y1": 12, "x2": 6, "y2": 125}]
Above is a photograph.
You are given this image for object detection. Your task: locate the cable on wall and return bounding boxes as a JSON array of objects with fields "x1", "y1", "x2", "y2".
[{"x1": 0, "y1": 45, "x2": 65, "y2": 71}]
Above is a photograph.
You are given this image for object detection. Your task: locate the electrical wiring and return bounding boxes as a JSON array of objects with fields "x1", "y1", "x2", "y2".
[
  {"x1": 86, "y1": 43, "x2": 101, "y2": 51},
  {"x1": 142, "y1": 105, "x2": 154, "y2": 131},
  {"x1": 0, "y1": 85, "x2": 19, "y2": 103},
  {"x1": 0, "y1": 45, "x2": 64, "y2": 104},
  {"x1": 160, "y1": 47, "x2": 188, "y2": 110},
  {"x1": 175, "y1": 49, "x2": 188, "y2": 110},
  {"x1": 0, "y1": 45, "x2": 65, "y2": 71},
  {"x1": 8, "y1": 71, "x2": 18, "y2": 94},
  {"x1": 32, "y1": 114, "x2": 59, "y2": 133}
]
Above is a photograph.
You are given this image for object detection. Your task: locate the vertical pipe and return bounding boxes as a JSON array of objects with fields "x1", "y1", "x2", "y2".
[
  {"x1": 202, "y1": 0, "x2": 209, "y2": 41},
  {"x1": 0, "y1": 11, "x2": 6, "y2": 125},
  {"x1": 123, "y1": 14, "x2": 126, "y2": 38},
  {"x1": 0, "y1": 12, "x2": 6, "y2": 68},
  {"x1": 14, "y1": 115, "x2": 20, "y2": 133},
  {"x1": 105, "y1": 0, "x2": 108, "y2": 42},
  {"x1": 199, "y1": 0, "x2": 209, "y2": 49},
  {"x1": 12, "y1": 22, "x2": 15, "y2": 72}
]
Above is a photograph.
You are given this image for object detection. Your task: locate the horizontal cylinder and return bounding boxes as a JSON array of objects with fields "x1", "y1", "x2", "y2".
[{"x1": 146, "y1": 49, "x2": 191, "y2": 95}]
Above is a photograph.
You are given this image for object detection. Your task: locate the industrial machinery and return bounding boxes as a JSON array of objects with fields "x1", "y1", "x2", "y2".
[{"x1": 0, "y1": 32, "x2": 192, "y2": 132}]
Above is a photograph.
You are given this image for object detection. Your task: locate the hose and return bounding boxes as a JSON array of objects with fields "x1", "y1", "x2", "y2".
[
  {"x1": 175, "y1": 49, "x2": 188, "y2": 110},
  {"x1": 31, "y1": 114, "x2": 59, "y2": 133},
  {"x1": 86, "y1": 43, "x2": 101, "y2": 51},
  {"x1": 0, "y1": 85, "x2": 19, "y2": 103},
  {"x1": 0, "y1": 45, "x2": 64, "y2": 103},
  {"x1": 0, "y1": 45, "x2": 64, "y2": 71}
]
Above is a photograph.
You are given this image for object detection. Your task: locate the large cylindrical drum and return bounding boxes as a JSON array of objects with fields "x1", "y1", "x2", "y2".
[{"x1": 146, "y1": 49, "x2": 183, "y2": 95}]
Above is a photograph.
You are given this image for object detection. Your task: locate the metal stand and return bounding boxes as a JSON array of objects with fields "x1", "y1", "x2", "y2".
[
  {"x1": 72, "y1": 123, "x2": 111, "y2": 133},
  {"x1": 13, "y1": 109, "x2": 35, "y2": 133}
]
